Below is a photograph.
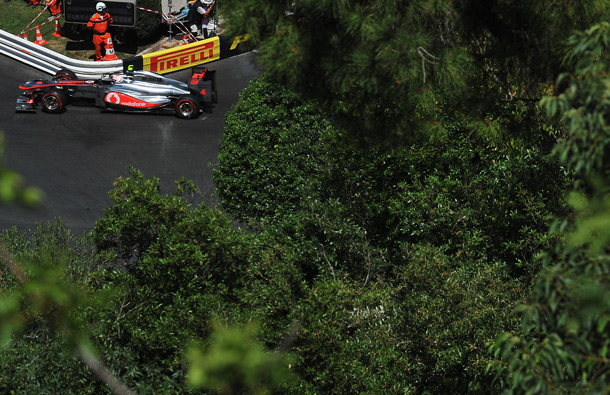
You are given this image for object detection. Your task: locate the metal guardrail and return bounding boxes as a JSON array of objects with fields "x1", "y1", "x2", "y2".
[
  {"x1": 0, "y1": 27, "x2": 253, "y2": 79},
  {"x1": 0, "y1": 28, "x2": 123, "y2": 78}
]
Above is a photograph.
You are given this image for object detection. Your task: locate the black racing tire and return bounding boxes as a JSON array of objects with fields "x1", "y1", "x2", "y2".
[
  {"x1": 53, "y1": 68, "x2": 77, "y2": 81},
  {"x1": 41, "y1": 89, "x2": 68, "y2": 114},
  {"x1": 175, "y1": 94, "x2": 200, "y2": 119}
]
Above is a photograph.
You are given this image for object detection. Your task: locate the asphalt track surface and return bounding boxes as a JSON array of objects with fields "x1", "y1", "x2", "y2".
[{"x1": 0, "y1": 51, "x2": 260, "y2": 234}]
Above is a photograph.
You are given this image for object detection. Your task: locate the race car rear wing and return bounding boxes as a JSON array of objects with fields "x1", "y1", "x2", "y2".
[{"x1": 189, "y1": 67, "x2": 217, "y2": 104}]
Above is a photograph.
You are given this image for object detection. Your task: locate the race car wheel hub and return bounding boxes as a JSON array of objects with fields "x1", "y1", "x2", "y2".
[
  {"x1": 178, "y1": 101, "x2": 195, "y2": 117},
  {"x1": 43, "y1": 95, "x2": 60, "y2": 111}
]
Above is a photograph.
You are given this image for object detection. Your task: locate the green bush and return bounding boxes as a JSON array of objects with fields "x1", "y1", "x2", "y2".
[
  {"x1": 215, "y1": 75, "x2": 569, "y2": 277},
  {"x1": 91, "y1": 167, "x2": 296, "y2": 391},
  {"x1": 279, "y1": 244, "x2": 525, "y2": 394},
  {"x1": 0, "y1": 329, "x2": 101, "y2": 395},
  {"x1": 214, "y1": 76, "x2": 336, "y2": 224},
  {"x1": 0, "y1": 221, "x2": 106, "y2": 394},
  {"x1": 327, "y1": 133, "x2": 569, "y2": 273},
  {"x1": 211, "y1": 74, "x2": 570, "y2": 393}
]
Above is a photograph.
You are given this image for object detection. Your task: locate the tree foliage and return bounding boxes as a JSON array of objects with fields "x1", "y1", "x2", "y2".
[
  {"x1": 220, "y1": 0, "x2": 610, "y2": 143},
  {"x1": 492, "y1": 23, "x2": 610, "y2": 394},
  {"x1": 188, "y1": 323, "x2": 295, "y2": 394},
  {"x1": 2, "y1": 172, "x2": 297, "y2": 394},
  {"x1": 214, "y1": 77, "x2": 335, "y2": 224},
  {"x1": 216, "y1": 75, "x2": 569, "y2": 277},
  {"x1": 90, "y1": 167, "x2": 299, "y2": 392},
  {"x1": 213, "y1": 73, "x2": 568, "y2": 391},
  {"x1": 0, "y1": 221, "x2": 120, "y2": 394}
]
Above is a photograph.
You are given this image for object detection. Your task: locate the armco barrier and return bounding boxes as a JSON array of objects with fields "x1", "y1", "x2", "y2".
[
  {"x1": 0, "y1": 28, "x2": 252, "y2": 78},
  {"x1": 0, "y1": 28, "x2": 122, "y2": 78}
]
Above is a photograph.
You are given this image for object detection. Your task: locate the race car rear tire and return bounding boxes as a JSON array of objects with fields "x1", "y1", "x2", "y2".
[
  {"x1": 175, "y1": 95, "x2": 200, "y2": 119},
  {"x1": 41, "y1": 89, "x2": 68, "y2": 114},
  {"x1": 53, "y1": 69, "x2": 77, "y2": 81}
]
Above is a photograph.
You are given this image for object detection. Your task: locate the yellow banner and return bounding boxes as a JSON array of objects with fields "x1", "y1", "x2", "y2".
[{"x1": 142, "y1": 36, "x2": 220, "y2": 74}]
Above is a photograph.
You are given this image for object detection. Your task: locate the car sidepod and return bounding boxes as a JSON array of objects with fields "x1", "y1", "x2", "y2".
[
  {"x1": 103, "y1": 88, "x2": 173, "y2": 111},
  {"x1": 102, "y1": 72, "x2": 192, "y2": 114}
]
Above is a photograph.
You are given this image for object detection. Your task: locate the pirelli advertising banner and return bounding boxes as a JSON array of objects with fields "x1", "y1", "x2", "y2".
[
  {"x1": 122, "y1": 34, "x2": 251, "y2": 74},
  {"x1": 142, "y1": 36, "x2": 220, "y2": 74}
]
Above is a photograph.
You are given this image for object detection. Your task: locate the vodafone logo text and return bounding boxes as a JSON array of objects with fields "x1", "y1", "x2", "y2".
[{"x1": 104, "y1": 92, "x2": 158, "y2": 108}]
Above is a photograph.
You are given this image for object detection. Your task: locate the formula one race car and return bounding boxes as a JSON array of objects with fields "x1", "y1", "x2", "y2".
[{"x1": 16, "y1": 67, "x2": 217, "y2": 119}]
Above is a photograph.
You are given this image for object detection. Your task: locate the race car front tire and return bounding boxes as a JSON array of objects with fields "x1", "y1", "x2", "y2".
[
  {"x1": 41, "y1": 89, "x2": 68, "y2": 114},
  {"x1": 175, "y1": 95, "x2": 200, "y2": 119}
]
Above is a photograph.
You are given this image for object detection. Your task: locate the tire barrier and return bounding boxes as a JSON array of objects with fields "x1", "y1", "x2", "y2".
[{"x1": 0, "y1": 28, "x2": 251, "y2": 78}]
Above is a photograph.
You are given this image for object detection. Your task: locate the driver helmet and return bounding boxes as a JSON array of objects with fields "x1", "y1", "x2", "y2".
[
  {"x1": 96, "y1": 2, "x2": 106, "y2": 12},
  {"x1": 202, "y1": 0, "x2": 213, "y2": 4}
]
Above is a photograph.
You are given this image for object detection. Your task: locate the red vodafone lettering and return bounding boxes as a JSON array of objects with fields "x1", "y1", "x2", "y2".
[{"x1": 104, "y1": 92, "x2": 162, "y2": 108}]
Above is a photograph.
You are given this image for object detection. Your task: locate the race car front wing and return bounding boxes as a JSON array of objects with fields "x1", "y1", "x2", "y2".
[{"x1": 16, "y1": 95, "x2": 36, "y2": 112}]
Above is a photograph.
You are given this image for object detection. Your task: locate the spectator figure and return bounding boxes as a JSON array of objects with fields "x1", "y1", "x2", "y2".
[
  {"x1": 46, "y1": 0, "x2": 62, "y2": 36},
  {"x1": 187, "y1": 0, "x2": 215, "y2": 39},
  {"x1": 87, "y1": 2, "x2": 113, "y2": 61},
  {"x1": 47, "y1": 0, "x2": 61, "y2": 18}
]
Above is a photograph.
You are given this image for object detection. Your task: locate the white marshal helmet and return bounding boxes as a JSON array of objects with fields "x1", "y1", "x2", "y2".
[{"x1": 96, "y1": 2, "x2": 107, "y2": 11}]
